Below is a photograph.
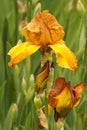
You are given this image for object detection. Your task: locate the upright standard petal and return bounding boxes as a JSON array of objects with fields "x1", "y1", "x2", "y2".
[
  {"x1": 20, "y1": 10, "x2": 64, "y2": 48},
  {"x1": 8, "y1": 42, "x2": 40, "y2": 67},
  {"x1": 49, "y1": 40, "x2": 78, "y2": 71}
]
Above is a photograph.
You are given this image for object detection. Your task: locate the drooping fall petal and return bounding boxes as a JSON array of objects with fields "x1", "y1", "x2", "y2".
[
  {"x1": 72, "y1": 83, "x2": 85, "y2": 108},
  {"x1": 8, "y1": 42, "x2": 40, "y2": 67},
  {"x1": 49, "y1": 40, "x2": 78, "y2": 71},
  {"x1": 55, "y1": 86, "x2": 74, "y2": 117}
]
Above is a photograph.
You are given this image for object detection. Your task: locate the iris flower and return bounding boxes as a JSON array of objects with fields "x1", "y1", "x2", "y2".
[
  {"x1": 8, "y1": 10, "x2": 77, "y2": 71},
  {"x1": 48, "y1": 77, "x2": 85, "y2": 118}
]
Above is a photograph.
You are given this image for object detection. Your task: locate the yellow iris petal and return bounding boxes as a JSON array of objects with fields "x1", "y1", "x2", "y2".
[
  {"x1": 49, "y1": 40, "x2": 78, "y2": 71},
  {"x1": 8, "y1": 42, "x2": 40, "y2": 67},
  {"x1": 55, "y1": 87, "x2": 73, "y2": 117}
]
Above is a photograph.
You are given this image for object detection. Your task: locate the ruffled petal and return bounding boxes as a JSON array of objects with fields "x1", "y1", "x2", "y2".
[
  {"x1": 49, "y1": 40, "x2": 78, "y2": 71},
  {"x1": 8, "y1": 42, "x2": 40, "y2": 67},
  {"x1": 20, "y1": 10, "x2": 64, "y2": 48}
]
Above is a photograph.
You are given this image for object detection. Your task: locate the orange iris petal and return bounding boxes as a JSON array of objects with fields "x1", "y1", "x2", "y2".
[
  {"x1": 72, "y1": 83, "x2": 85, "y2": 108},
  {"x1": 20, "y1": 10, "x2": 64, "y2": 48}
]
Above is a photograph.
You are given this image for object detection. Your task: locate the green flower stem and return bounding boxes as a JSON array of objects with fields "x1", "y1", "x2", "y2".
[
  {"x1": 41, "y1": 52, "x2": 54, "y2": 94},
  {"x1": 41, "y1": 52, "x2": 52, "y2": 67}
]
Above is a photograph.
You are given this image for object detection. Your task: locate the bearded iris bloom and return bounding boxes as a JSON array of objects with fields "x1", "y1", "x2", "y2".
[
  {"x1": 8, "y1": 10, "x2": 78, "y2": 71},
  {"x1": 48, "y1": 77, "x2": 85, "y2": 118},
  {"x1": 36, "y1": 78, "x2": 85, "y2": 128}
]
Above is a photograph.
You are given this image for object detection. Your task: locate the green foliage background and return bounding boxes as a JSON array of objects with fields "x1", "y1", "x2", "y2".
[{"x1": 0, "y1": 0, "x2": 87, "y2": 130}]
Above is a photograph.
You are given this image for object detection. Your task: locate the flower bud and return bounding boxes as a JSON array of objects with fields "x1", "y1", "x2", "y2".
[
  {"x1": 77, "y1": 0, "x2": 86, "y2": 15},
  {"x1": 36, "y1": 61, "x2": 50, "y2": 92}
]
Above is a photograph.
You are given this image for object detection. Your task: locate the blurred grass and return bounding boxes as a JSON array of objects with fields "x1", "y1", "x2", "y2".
[{"x1": 0, "y1": 0, "x2": 87, "y2": 130}]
